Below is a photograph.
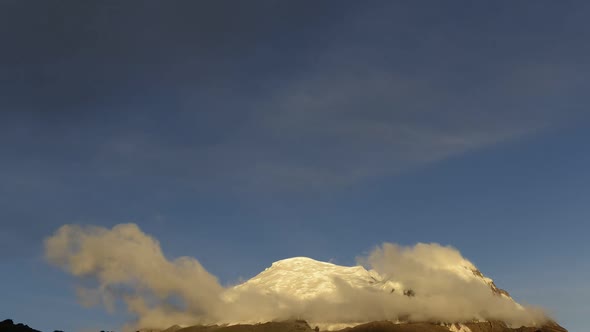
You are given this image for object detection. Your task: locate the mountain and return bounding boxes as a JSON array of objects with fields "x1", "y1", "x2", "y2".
[
  {"x1": 227, "y1": 257, "x2": 510, "y2": 302},
  {"x1": 174, "y1": 320, "x2": 567, "y2": 332},
  {"x1": 6, "y1": 257, "x2": 565, "y2": 332},
  {"x1": 342, "y1": 320, "x2": 567, "y2": 332},
  {"x1": 228, "y1": 257, "x2": 394, "y2": 300},
  {"x1": 222, "y1": 257, "x2": 565, "y2": 331}
]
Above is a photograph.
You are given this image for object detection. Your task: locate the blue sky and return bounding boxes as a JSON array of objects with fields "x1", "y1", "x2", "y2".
[{"x1": 1, "y1": 1, "x2": 589, "y2": 332}]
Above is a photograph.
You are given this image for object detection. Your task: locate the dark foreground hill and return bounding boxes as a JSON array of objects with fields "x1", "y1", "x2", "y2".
[{"x1": 0, "y1": 320, "x2": 41, "y2": 332}]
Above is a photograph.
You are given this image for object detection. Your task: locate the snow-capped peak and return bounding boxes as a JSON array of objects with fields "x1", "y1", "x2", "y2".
[
  {"x1": 218, "y1": 256, "x2": 526, "y2": 331},
  {"x1": 226, "y1": 256, "x2": 510, "y2": 302},
  {"x1": 229, "y1": 257, "x2": 388, "y2": 301}
]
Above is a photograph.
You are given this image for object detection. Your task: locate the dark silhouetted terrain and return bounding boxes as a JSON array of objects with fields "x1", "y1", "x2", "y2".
[{"x1": 0, "y1": 320, "x2": 40, "y2": 332}]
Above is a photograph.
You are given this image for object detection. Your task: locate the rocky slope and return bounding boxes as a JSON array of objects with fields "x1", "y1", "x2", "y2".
[
  {"x1": 174, "y1": 320, "x2": 567, "y2": 332},
  {"x1": 343, "y1": 321, "x2": 567, "y2": 332},
  {"x1": 0, "y1": 318, "x2": 567, "y2": 332}
]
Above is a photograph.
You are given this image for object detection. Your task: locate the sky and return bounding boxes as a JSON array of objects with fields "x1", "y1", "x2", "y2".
[{"x1": 0, "y1": 1, "x2": 589, "y2": 332}]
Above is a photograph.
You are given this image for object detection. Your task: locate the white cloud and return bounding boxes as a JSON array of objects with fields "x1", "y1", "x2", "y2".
[{"x1": 45, "y1": 223, "x2": 548, "y2": 331}]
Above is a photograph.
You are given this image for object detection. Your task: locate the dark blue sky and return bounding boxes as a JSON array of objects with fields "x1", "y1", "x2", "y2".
[{"x1": 1, "y1": 1, "x2": 589, "y2": 332}]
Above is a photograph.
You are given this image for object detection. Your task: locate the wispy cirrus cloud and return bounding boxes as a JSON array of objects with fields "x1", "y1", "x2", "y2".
[
  {"x1": 80, "y1": 62, "x2": 577, "y2": 193},
  {"x1": 1, "y1": 2, "x2": 585, "y2": 194}
]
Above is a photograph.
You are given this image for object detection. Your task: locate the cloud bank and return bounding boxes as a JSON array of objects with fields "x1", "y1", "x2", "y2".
[
  {"x1": 45, "y1": 224, "x2": 547, "y2": 330},
  {"x1": 44, "y1": 224, "x2": 224, "y2": 328}
]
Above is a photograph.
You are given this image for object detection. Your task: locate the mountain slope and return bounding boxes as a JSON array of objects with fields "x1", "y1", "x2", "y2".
[
  {"x1": 227, "y1": 257, "x2": 510, "y2": 302},
  {"x1": 174, "y1": 320, "x2": 567, "y2": 332},
  {"x1": 221, "y1": 256, "x2": 553, "y2": 330}
]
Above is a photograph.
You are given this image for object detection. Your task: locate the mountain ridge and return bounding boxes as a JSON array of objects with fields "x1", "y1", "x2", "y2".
[
  {"x1": 227, "y1": 257, "x2": 512, "y2": 302},
  {"x1": 0, "y1": 319, "x2": 567, "y2": 332},
  {"x1": 220, "y1": 256, "x2": 551, "y2": 330}
]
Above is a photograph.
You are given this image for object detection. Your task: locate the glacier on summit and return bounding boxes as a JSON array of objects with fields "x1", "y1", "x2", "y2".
[
  {"x1": 220, "y1": 254, "x2": 535, "y2": 329},
  {"x1": 226, "y1": 257, "x2": 401, "y2": 302},
  {"x1": 226, "y1": 256, "x2": 508, "y2": 303}
]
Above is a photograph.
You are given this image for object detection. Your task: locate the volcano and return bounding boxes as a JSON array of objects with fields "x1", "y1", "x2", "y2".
[
  {"x1": 216, "y1": 257, "x2": 565, "y2": 332},
  {"x1": 227, "y1": 257, "x2": 510, "y2": 301}
]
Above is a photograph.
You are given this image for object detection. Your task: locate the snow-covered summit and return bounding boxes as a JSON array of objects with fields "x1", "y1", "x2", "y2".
[
  {"x1": 226, "y1": 256, "x2": 508, "y2": 302},
  {"x1": 228, "y1": 257, "x2": 394, "y2": 301}
]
